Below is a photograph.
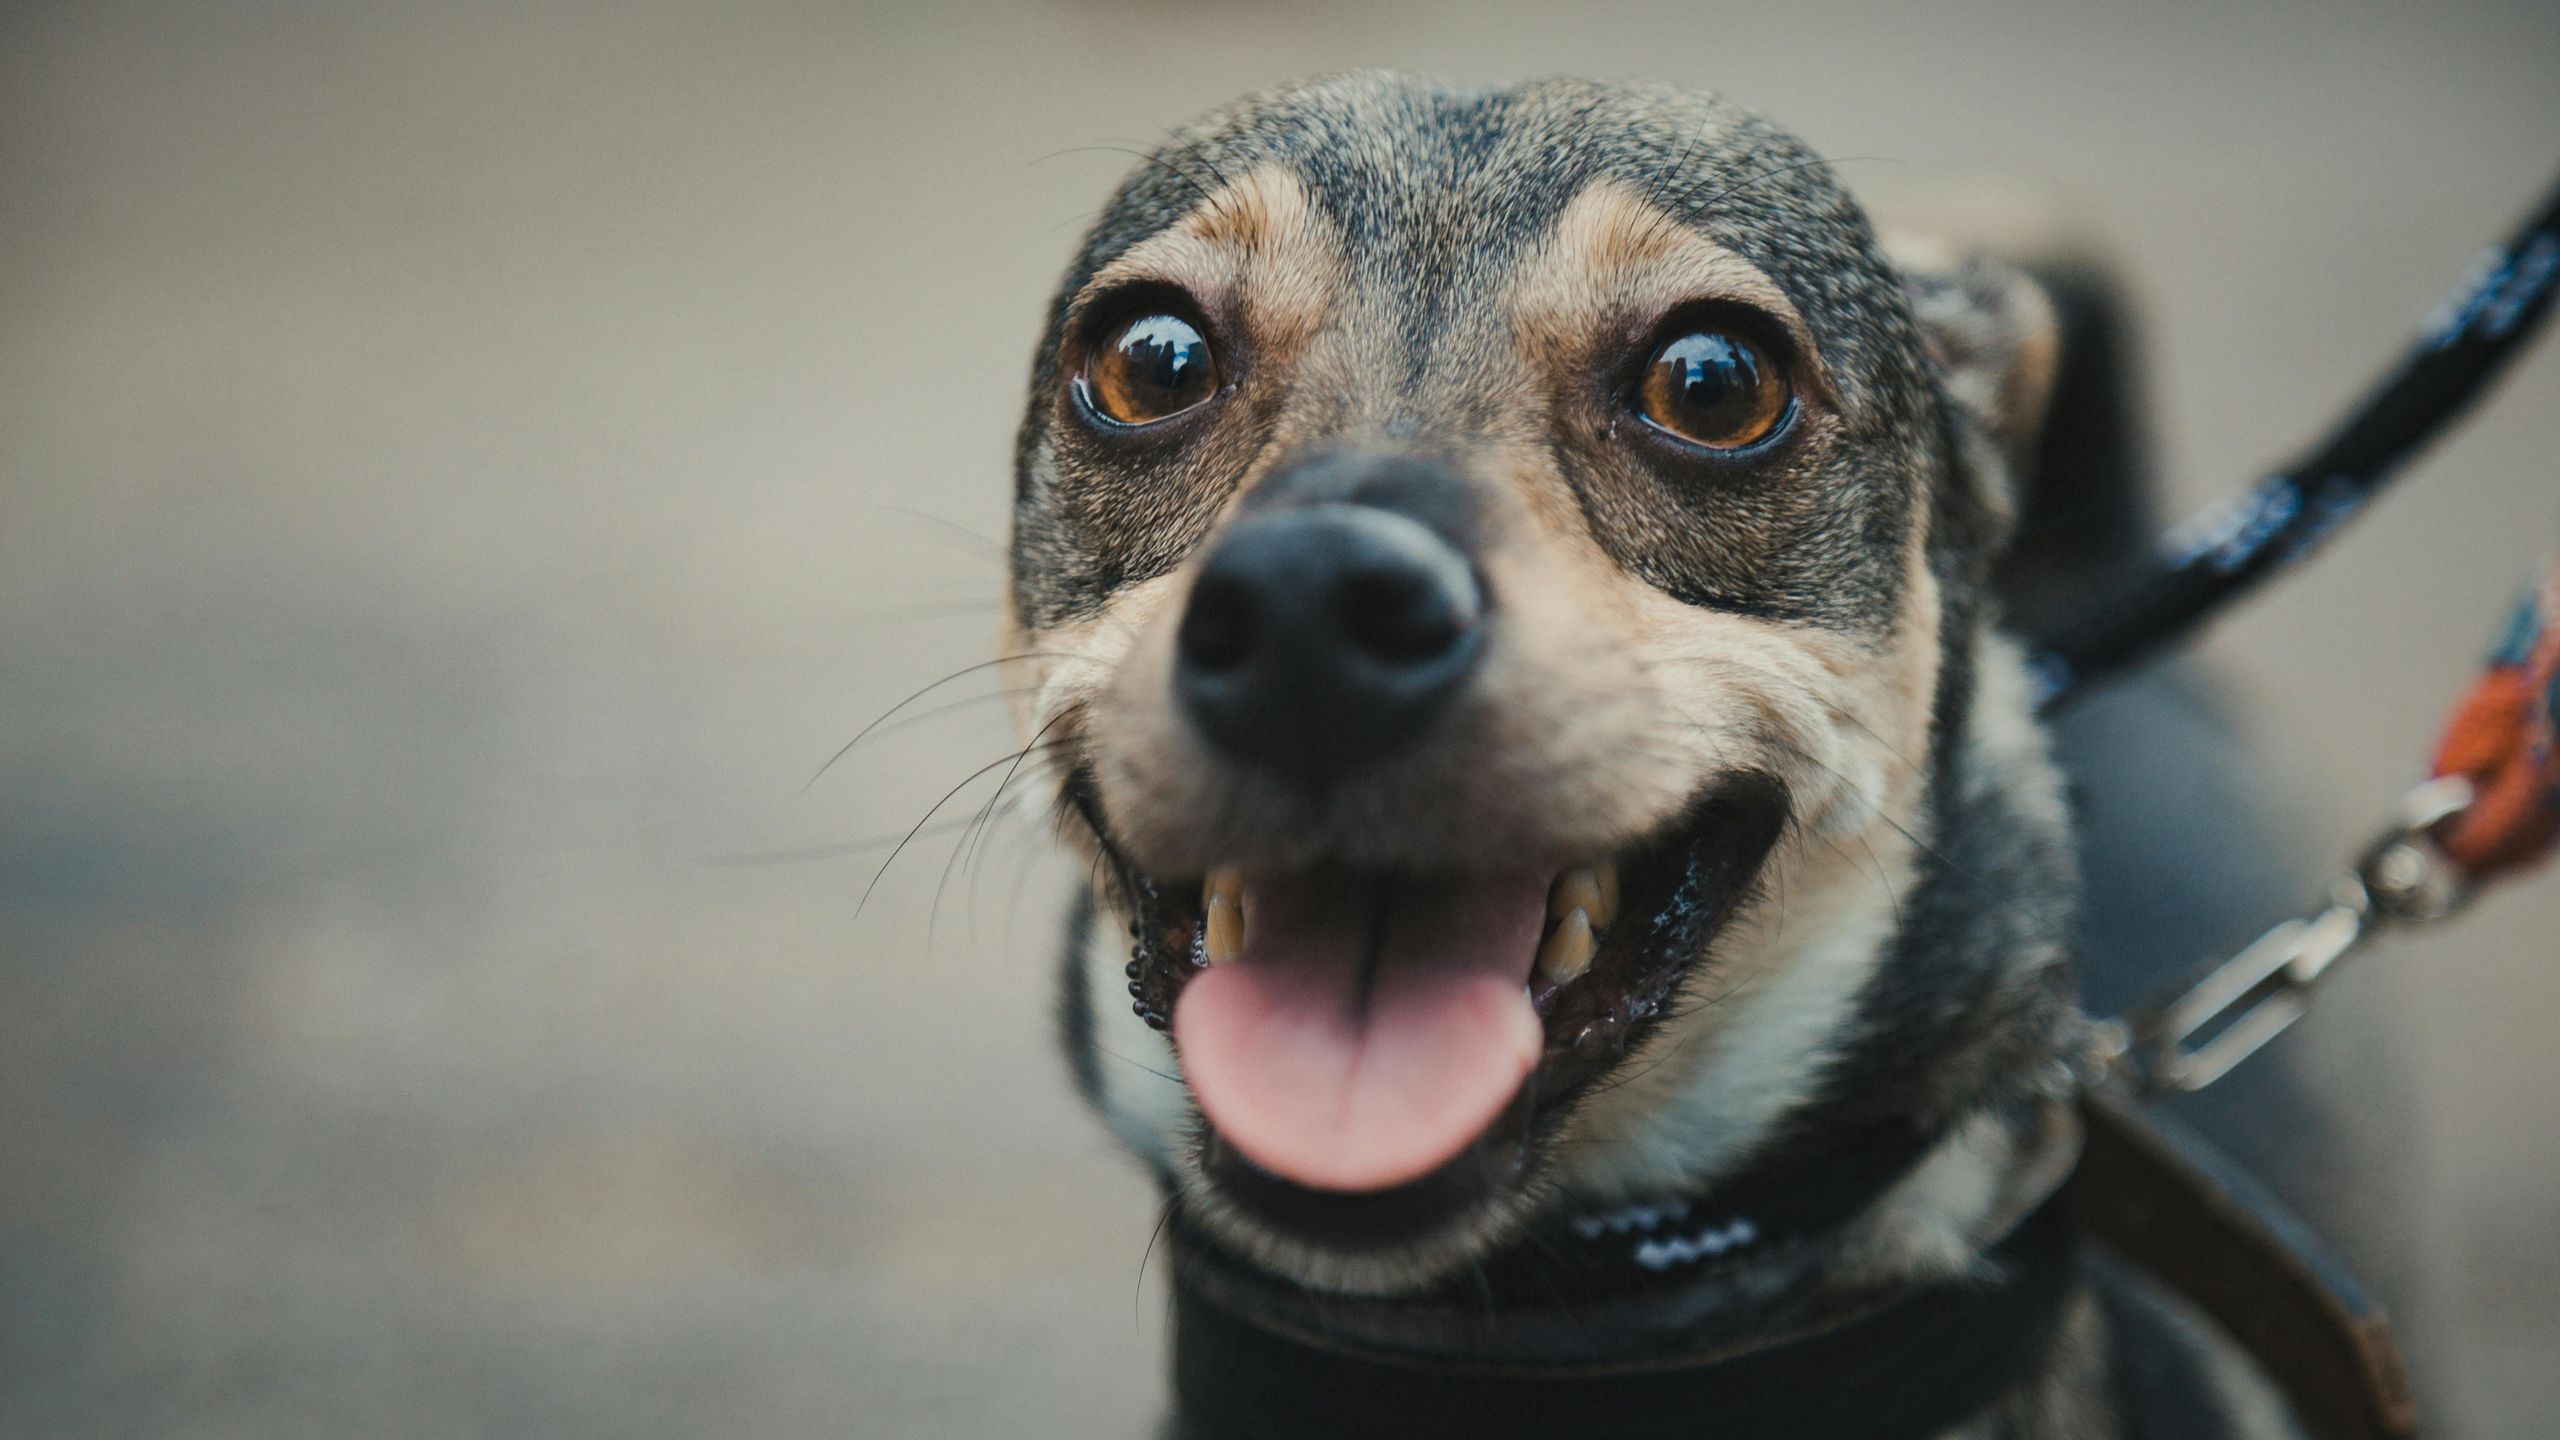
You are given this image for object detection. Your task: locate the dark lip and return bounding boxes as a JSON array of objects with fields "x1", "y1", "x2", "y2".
[{"x1": 1075, "y1": 770, "x2": 1793, "y2": 1253}]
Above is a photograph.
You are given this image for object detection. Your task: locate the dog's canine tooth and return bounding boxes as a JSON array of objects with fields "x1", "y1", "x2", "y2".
[
  {"x1": 1536, "y1": 908, "x2": 1596, "y2": 986},
  {"x1": 1548, "y1": 865, "x2": 1620, "y2": 930},
  {"x1": 1203, "y1": 867, "x2": 1244, "y2": 964},
  {"x1": 1205, "y1": 867, "x2": 1243, "y2": 911},
  {"x1": 1547, "y1": 869, "x2": 1598, "y2": 923}
]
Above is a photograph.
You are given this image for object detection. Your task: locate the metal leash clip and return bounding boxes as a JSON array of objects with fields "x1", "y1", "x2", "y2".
[{"x1": 2120, "y1": 775, "x2": 2478, "y2": 1096}]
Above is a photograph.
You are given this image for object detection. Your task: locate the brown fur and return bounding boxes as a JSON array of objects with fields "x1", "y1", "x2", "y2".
[{"x1": 1012, "y1": 72, "x2": 2296, "y2": 1438}]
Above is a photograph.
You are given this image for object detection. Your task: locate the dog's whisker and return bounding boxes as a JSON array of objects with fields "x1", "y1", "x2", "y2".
[
  {"x1": 1047, "y1": 203, "x2": 1110, "y2": 235},
  {"x1": 983, "y1": 795, "x2": 1068, "y2": 931},
  {"x1": 1645, "y1": 113, "x2": 1722, "y2": 215},
  {"x1": 1577, "y1": 964, "x2": 1755, "y2": 1098},
  {"x1": 1135, "y1": 1198, "x2": 1176, "y2": 1332},
  {"x1": 1851, "y1": 830, "x2": 1907, "y2": 933},
  {"x1": 1827, "y1": 705, "x2": 1934, "y2": 783},
  {"x1": 1034, "y1": 140, "x2": 1220, "y2": 212},
  {"x1": 880, "y1": 504, "x2": 1008, "y2": 561},
  {"x1": 862, "y1": 735, "x2": 1076, "y2": 917},
  {"x1": 934, "y1": 708, "x2": 1082, "y2": 946},
  {"x1": 1776, "y1": 736, "x2": 1974, "y2": 883},
  {"x1": 805, "y1": 650, "x2": 1092, "y2": 791},
  {"x1": 703, "y1": 814, "x2": 985, "y2": 868},
  {"x1": 925, "y1": 737, "x2": 1078, "y2": 949},
  {"x1": 1779, "y1": 740, "x2": 1964, "y2": 881},
  {"x1": 1161, "y1": 125, "x2": 1235, "y2": 191},
  {"x1": 1633, "y1": 690, "x2": 1947, "y2": 884},
  {"x1": 967, "y1": 704, "x2": 1084, "y2": 877},
  {"x1": 953, "y1": 784, "x2": 1049, "y2": 938},
  {"x1": 1095, "y1": 1045, "x2": 1183, "y2": 1086},
  {"x1": 863, "y1": 683, "x2": 1043, "y2": 746}
]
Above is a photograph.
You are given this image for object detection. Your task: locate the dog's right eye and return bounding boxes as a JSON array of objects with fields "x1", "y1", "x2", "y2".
[
  {"x1": 1079, "y1": 312, "x2": 1219, "y2": 427},
  {"x1": 1634, "y1": 329, "x2": 1793, "y2": 452}
]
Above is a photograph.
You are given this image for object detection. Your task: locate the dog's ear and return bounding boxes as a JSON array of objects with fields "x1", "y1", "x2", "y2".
[
  {"x1": 1887, "y1": 237, "x2": 2063, "y2": 475},
  {"x1": 1889, "y1": 229, "x2": 2161, "y2": 634}
]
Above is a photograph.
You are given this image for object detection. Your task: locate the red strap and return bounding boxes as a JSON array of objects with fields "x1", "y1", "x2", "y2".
[{"x1": 2429, "y1": 560, "x2": 2560, "y2": 878}]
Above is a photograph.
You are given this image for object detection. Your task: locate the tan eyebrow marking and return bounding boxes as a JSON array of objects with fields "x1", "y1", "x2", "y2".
[
  {"x1": 1507, "y1": 178, "x2": 1827, "y2": 399},
  {"x1": 1076, "y1": 166, "x2": 1346, "y2": 358}
]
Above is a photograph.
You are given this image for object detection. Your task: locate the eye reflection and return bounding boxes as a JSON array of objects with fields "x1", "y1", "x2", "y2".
[
  {"x1": 1084, "y1": 312, "x2": 1218, "y2": 426},
  {"x1": 1636, "y1": 330, "x2": 1791, "y2": 451}
]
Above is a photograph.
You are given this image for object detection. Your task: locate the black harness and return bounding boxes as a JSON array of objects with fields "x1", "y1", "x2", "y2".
[
  {"x1": 1171, "y1": 1095, "x2": 2419, "y2": 1440},
  {"x1": 1172, "y1": 1119, "x2": 2077, "y2": 1440},
  {"x1": 1175, "y1": 1191, "x2": 2076, "y2": 1440}
]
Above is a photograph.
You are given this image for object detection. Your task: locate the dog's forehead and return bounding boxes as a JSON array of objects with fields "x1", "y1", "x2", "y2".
[
  {"x1": 1069, "y1": 75, "x2": 1897, "y2": 359},
  {"x1": 1013, "y1": 75, "x2": 1940, "y2": 636}
]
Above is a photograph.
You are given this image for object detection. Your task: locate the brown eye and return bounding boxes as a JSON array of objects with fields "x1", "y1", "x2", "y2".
[
  {"x1": 1082, "y1": 312, "x2": 1218, "y2": 426},
  {"x1": 1636, "y1": 330, "x2": 1792, "y2": 450}
]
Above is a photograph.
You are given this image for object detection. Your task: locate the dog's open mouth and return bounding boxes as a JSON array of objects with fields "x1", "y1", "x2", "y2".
[{"x1": 1094, "y1": 773, "x2": 1790, "y2": 1243}]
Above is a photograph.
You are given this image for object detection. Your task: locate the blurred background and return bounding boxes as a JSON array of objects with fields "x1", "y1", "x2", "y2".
[{"x1": 2, "y1": 0, "x2": 2555, "y2": 1434}]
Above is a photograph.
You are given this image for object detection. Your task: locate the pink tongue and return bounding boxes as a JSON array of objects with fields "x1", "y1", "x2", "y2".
[{"x1": 1172, "y1": 872, "x2": 1549, "y2": 1193}]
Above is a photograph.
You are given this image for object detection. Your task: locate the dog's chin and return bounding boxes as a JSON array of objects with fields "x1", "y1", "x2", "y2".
[
  {"x1": 1082, "y1": 769, "x2": 1792, "y2": 1294},
  {"x1": 1177, "y1": 1130, "x2": 1548, "y2": 1296}
]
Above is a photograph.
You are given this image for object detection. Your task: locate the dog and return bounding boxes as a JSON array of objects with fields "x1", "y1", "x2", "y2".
[{"x1": 1004, "y1": 73, "x2": 2307, "y2": 1438}]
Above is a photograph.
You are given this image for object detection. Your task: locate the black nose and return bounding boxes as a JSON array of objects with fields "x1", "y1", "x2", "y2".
[{"x1": 1175, "y1": 503, "x2": 1485, "y2": 784}]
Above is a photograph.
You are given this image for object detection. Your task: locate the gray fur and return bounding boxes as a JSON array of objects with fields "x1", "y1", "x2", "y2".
[
  {"x1": 1010, "y1": 72, "x2": 2295, "y2": 1439},
  {"x1": 1012, "y1": 75, "x2": 1964, "y2": 637}
]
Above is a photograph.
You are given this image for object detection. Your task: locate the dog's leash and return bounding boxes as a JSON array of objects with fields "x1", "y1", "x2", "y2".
[
  {"x1": 2103, "y1": 557, "x2": 2560, "y2": 1098},
  {"x1": 2012, "y1": 176, "x2": 2560, "y2": 1439},
  {"x1": 2050, "y1": 552, "x2": 2560, "y2": 1440},
  {"x1": 2029, "y1": 161, "x2": 2560, "y2": 1104},
  {"x1": 2025, "y1": 172, "x2": 2560, "y2": 711}
]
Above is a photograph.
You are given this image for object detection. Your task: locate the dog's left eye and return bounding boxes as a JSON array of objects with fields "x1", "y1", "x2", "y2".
[
  {"x1": 1635, "y1": 330, "x2": 1792, "y2": 451},
  {"x1": 1080, "y1": 312, "x2": 1220, "y2": 426}
]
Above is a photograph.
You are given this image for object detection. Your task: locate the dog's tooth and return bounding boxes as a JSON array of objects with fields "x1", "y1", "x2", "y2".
[
  {"x1": 1536, "y1": 908, "x2": 1596, "y2": 986},
  {"x1": 1203, "y1": 867, "x2": 1244, "y2": 965},
  {"x1": 1203, "y1": 867, "x2": 1244, "y2": 914},
  {"x1": 1548, "y1": 866, "x2": 1622, "y2": 930},
  {"x1": 1548, "y1": 868, "x2": 1604, "y2": 925},
  {"x1": 1204, "y1": 894, "x2": 1242, "y2": 965}
]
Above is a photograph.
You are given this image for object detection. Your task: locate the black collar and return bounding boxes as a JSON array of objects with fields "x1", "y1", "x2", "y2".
[
  {"x1": 1456, "y1": 1114, "x2": 1947, "y2": 1313},
  {"x1": 1169, "y1": 1116, "x2": 2081, "y2": 1440}
]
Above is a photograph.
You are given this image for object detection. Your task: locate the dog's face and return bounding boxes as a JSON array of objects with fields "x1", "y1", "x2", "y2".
[{"x1": 1009, "y1": 75, "x2": 2054, "y2": 1292}]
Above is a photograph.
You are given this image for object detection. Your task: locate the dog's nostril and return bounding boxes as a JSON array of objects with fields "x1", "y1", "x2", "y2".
[
  {"x1": 1173, "y1": 502, "x2": 1487, "y2": 783},
  {"x1": 1179, "y1": 575, "x2": 1259, "y2": 672},
  {"x1": 1339, "y1": 562, "x2": 1478, "y2": 665}
]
